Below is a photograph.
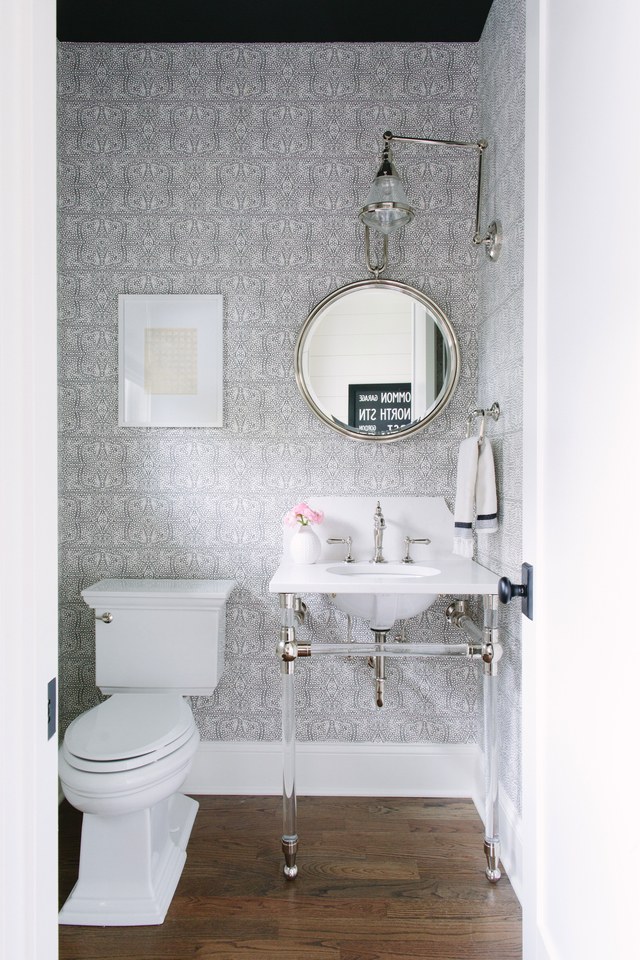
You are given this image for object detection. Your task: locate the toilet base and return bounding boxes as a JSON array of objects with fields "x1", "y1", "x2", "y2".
[{"x1": 59, "y1": 792, "x2": 198, "y2": 926}]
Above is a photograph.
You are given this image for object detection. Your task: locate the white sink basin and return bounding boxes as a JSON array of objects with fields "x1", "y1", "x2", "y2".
[
  {"x1": 326, "y1": 563, "x2": 440, "y2": 630},
  {"x1": 326, "y1": 563, "x2": 440, "y2": 581}
]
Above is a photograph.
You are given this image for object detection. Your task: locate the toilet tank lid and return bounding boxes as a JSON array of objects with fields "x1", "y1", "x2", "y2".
[
  {"x1": 64, "y1": 694, "x2": 194, "y2": 762},
  {"x1": 82, "y1": 578, "x2": 235, "y2": 606}
]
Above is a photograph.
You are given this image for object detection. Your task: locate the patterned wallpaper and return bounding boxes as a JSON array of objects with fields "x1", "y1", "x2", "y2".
[
  {"x1": 477, "y1": 0, "x2": 525, "y2": 813},
  {"x1": 57, "y1": 40, "x2": 521, "y2": 767}
]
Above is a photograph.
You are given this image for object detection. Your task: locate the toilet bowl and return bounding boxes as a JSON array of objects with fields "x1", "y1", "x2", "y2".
[
  {"x1": 58, "y1": 693, "x2": 201, "y2": 926},
  {"x1": 59, "y1": 694, "x2": 199, "y2": 816},
  {"x1": 59, "y1": 578, "x2": 235, "y2": 927}
]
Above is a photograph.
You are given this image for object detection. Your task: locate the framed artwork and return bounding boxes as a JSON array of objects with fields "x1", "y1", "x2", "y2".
[{"x1": 118, "y1": 294, "x2": 223, "y2": 427}]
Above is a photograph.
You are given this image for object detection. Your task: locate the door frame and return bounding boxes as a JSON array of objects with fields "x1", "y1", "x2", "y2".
[{"x1": 0, "y1": 1, "x2": 59, "y2": 958}]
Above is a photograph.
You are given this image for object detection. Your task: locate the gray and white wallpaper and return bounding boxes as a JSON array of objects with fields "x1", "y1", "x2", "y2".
[
  {"x1": 58, "y1": 11, "x2": 524, "y2": 813},
  {"x1": 477, "y1": 0, "x2": 525, "y2": 813}
]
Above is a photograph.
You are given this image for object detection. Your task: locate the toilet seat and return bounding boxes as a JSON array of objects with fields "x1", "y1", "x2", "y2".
[{"x1": 63, "y1": 694, "x2": 195, "y2": 773}]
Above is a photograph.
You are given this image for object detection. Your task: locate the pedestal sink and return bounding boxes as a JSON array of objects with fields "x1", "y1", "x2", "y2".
[{"x1": 325, "y1": 563, "x2": 441, "y2": 629}]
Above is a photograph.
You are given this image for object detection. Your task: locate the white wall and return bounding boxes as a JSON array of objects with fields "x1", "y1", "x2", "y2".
[
  {"x1": 0, "y1": 1, "x2": 59, "y2": 958},
  {"x1": 524, "y1": 1, "x2": 640, "y2": 957}
]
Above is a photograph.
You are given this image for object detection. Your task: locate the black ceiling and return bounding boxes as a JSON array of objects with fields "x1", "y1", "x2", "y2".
[{"x1": 56, "y1": 1, "x2": 495, "y2": 44}]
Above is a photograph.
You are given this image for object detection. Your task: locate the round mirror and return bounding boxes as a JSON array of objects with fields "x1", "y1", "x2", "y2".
[{"x1": 295, "y1": 279, "x2": 460, "y2": 441}]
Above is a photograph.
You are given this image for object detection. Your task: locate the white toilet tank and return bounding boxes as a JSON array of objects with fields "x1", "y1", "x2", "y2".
[{"x1": 81, "y1": 578, "x2": 235, "y2": 695}]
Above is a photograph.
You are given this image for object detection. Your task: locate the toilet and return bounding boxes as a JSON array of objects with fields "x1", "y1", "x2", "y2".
[{"x1": 58, "y1": 577, "x2": 235, "y2": 926}]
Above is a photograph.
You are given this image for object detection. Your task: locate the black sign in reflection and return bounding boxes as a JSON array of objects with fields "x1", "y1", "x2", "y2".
[{"x1": 348, "y1": 382, "x2": 412, "y2": 435}]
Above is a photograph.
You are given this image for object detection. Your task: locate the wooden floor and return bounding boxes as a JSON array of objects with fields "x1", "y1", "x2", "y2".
[{"x1": 59, "y1": 795, "x2": 522, "y2": 960}]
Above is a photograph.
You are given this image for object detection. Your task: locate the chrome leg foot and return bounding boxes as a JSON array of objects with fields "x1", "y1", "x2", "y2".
[
  {"x1": 282, "y1": 837, "x2": 298, "y2": 880},
  {"x1": 484, "y1": 839, "x2": 502, "y2": 883}
]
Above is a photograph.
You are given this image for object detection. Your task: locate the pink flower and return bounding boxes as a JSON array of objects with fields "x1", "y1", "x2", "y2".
[{"x1": 283, "y1": 502, "x2": 324, "y2": 527}]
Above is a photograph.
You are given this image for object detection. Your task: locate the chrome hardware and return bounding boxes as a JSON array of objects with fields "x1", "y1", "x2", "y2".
[
  {"x1": 282, "y1": 838, "x2": 299, "y2": 880},
  {"x1": 401, "y1": 536, "x2": 431, "y2": 563},
  {"x1": 371, "y1": 501, "x2": 386, "y2": 563},
  {"x1": 393, "y1": 621, "x2": 407, "y2": 643},
  {"x1": 95, "y1": 612, "x2": 112, "y2": 624},
  {"x1": 277, "y1": 626, "x2": 297, "y2": 671},
  {"x1": 372, "y1": 628, "x2": 388, "y2": 707},
  {"x1": 476, "y1": 219, "x2": 502, "y2": 261},
  {"x1": 446, "y1": 600, "x2": 495, "y2": 665},
  {"x1": 484, "y1": 839, "x2": 502, "y2": 883},
  {"x1": 482, "y1": 642, "x2": 495, "y2": 665},
  {"x1": 364, "y1": 224, "x2": 388, "y2": 278},
  {"x1": 466, "y1": 402, "x2": 500, "y2": 440},
  {"x1": 277, "y1": 629, "x2": 312, "y2": 673},
  {"x1": 446, "y1": 600, "x2": 471, "y2": 627},
  {"x1": 326, "y1": 536, "x2": 355, "y2": 563},
  {"x1": 293, "y1": 597, "x2": 307, "y2": 624}
]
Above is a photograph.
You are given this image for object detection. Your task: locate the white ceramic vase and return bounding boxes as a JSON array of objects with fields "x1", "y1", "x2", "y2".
[{"x1": 289, "y1": 524, "x2": 321, "y2": 564}]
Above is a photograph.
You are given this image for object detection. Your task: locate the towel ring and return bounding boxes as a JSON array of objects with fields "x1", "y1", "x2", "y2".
[{"x1": 466, "y1": 402, "x2": 500, "y2": 440}]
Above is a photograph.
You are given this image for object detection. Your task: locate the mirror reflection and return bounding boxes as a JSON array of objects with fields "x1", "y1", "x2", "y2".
[{"x1": 295, "y1": 280, "x2": 460, "y2": 441}]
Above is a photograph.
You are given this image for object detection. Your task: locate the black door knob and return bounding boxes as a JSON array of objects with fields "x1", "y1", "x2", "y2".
[
  {"x1": 498, "y1": 577, "x2": 527, "y2": 604},
  {"x1": 497, "y1": 563, "x2": 533, "y2": 620}
]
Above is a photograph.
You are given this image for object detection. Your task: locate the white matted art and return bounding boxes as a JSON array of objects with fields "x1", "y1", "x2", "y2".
[{"x1": 118, "y1": 294, "x2": 223, "y2": 427}]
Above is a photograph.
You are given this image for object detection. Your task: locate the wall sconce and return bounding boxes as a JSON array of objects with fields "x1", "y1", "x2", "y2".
[{"x1": 360, "y1": 130, "x2": 502, "y2": 262}]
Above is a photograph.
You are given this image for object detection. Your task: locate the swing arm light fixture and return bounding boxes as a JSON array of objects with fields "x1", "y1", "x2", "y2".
[{"x1": 359, "y1": 130, "x2": 502, "y2": 262}]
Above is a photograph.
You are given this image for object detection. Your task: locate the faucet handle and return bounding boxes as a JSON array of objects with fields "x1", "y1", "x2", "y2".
[
  {"x1": 402, "y1": 536, "x2": 431, "y2": 564},
  {"x1": 327, "y1": 536, "x2": 355, "y2": 563}
]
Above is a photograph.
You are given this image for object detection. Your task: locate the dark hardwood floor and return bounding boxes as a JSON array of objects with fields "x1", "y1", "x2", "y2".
[{"x1": 59, "y1": 795, "x2": 522, "y2": 960}]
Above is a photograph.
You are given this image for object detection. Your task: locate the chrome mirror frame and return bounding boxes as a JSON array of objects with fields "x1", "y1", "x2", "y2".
[{"x1": 294, "y1": 279, "x2": 460, "y2": 443}]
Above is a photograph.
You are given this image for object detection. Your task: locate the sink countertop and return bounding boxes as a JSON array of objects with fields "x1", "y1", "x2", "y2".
[
  {"x1": 269, "y1": 550, "x2": 498, "y2": 596},
  {"x1": 270, "y1": 496, "x2": 499, "y2": 596}
]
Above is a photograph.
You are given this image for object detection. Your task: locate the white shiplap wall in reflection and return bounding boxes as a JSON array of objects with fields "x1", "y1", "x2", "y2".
[{"x1": 307, "y1": 291, "x2": 412, "y2": 423}]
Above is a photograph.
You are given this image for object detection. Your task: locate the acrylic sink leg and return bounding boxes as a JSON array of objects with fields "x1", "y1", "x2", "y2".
[
  {"x1": 482, "y1": 594, "x2": 502, "y2": 882},
  {"x1": 279, "y1": 593, "x2": 298, "y2": 880},
  {"x1": 281, "y1": 663, "x2": 298, "y2": 880}
]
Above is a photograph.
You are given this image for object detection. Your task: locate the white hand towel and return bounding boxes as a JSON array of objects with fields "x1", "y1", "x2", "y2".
[
  {"x1": 453, "y1": 436, "x2": 480, "y2": 557},
  {"x1": 475, "y1": 439, "x2": 498, "y2": 535},
  {"x1": 453, "y1": 436, "x2": 498, "y2": 557}
]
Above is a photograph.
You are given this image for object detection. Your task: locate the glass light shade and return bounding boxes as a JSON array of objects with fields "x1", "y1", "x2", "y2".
[{"x1": 359, "y1": 172, "x2": 415, "y2": 235}]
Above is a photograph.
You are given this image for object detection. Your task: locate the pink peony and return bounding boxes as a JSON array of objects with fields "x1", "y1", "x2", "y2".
[{"x1": 283, "y1": 502, "x2": 324, "y2": 527}]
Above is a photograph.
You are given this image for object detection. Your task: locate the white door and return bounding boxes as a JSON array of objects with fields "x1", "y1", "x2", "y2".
[
  {"x1": 0, "y1": 2, "x2": 59, "y2": 958},
  {"x1": 522, "y1": 2, "x2": 640, "y2": 957}
]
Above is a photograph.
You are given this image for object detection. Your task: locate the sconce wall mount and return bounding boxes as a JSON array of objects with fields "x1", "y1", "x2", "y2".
[{"x1": 360, "y1": 130, "x2": 502, "y2": 263}]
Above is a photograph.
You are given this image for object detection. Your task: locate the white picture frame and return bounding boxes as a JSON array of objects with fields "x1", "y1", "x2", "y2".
[{"x1": 118, "y1": 294, "x2": 223, "y2": 427}]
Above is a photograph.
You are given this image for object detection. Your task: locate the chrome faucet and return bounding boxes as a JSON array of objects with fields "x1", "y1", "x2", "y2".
[{"x1": 371, "y1": 501, "x2": 386, "y2": 563}]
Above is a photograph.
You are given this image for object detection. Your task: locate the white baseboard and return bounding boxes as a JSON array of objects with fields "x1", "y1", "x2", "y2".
[
  {"x1": 183, "y1": 740, "x2": 522, "y2": 902},
  {"x1": 183, "y1": 740, "x2": 481, "y2": 797},
  {"x1": 496, "y1": 787, "x2": 523, "y2": 902}
]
